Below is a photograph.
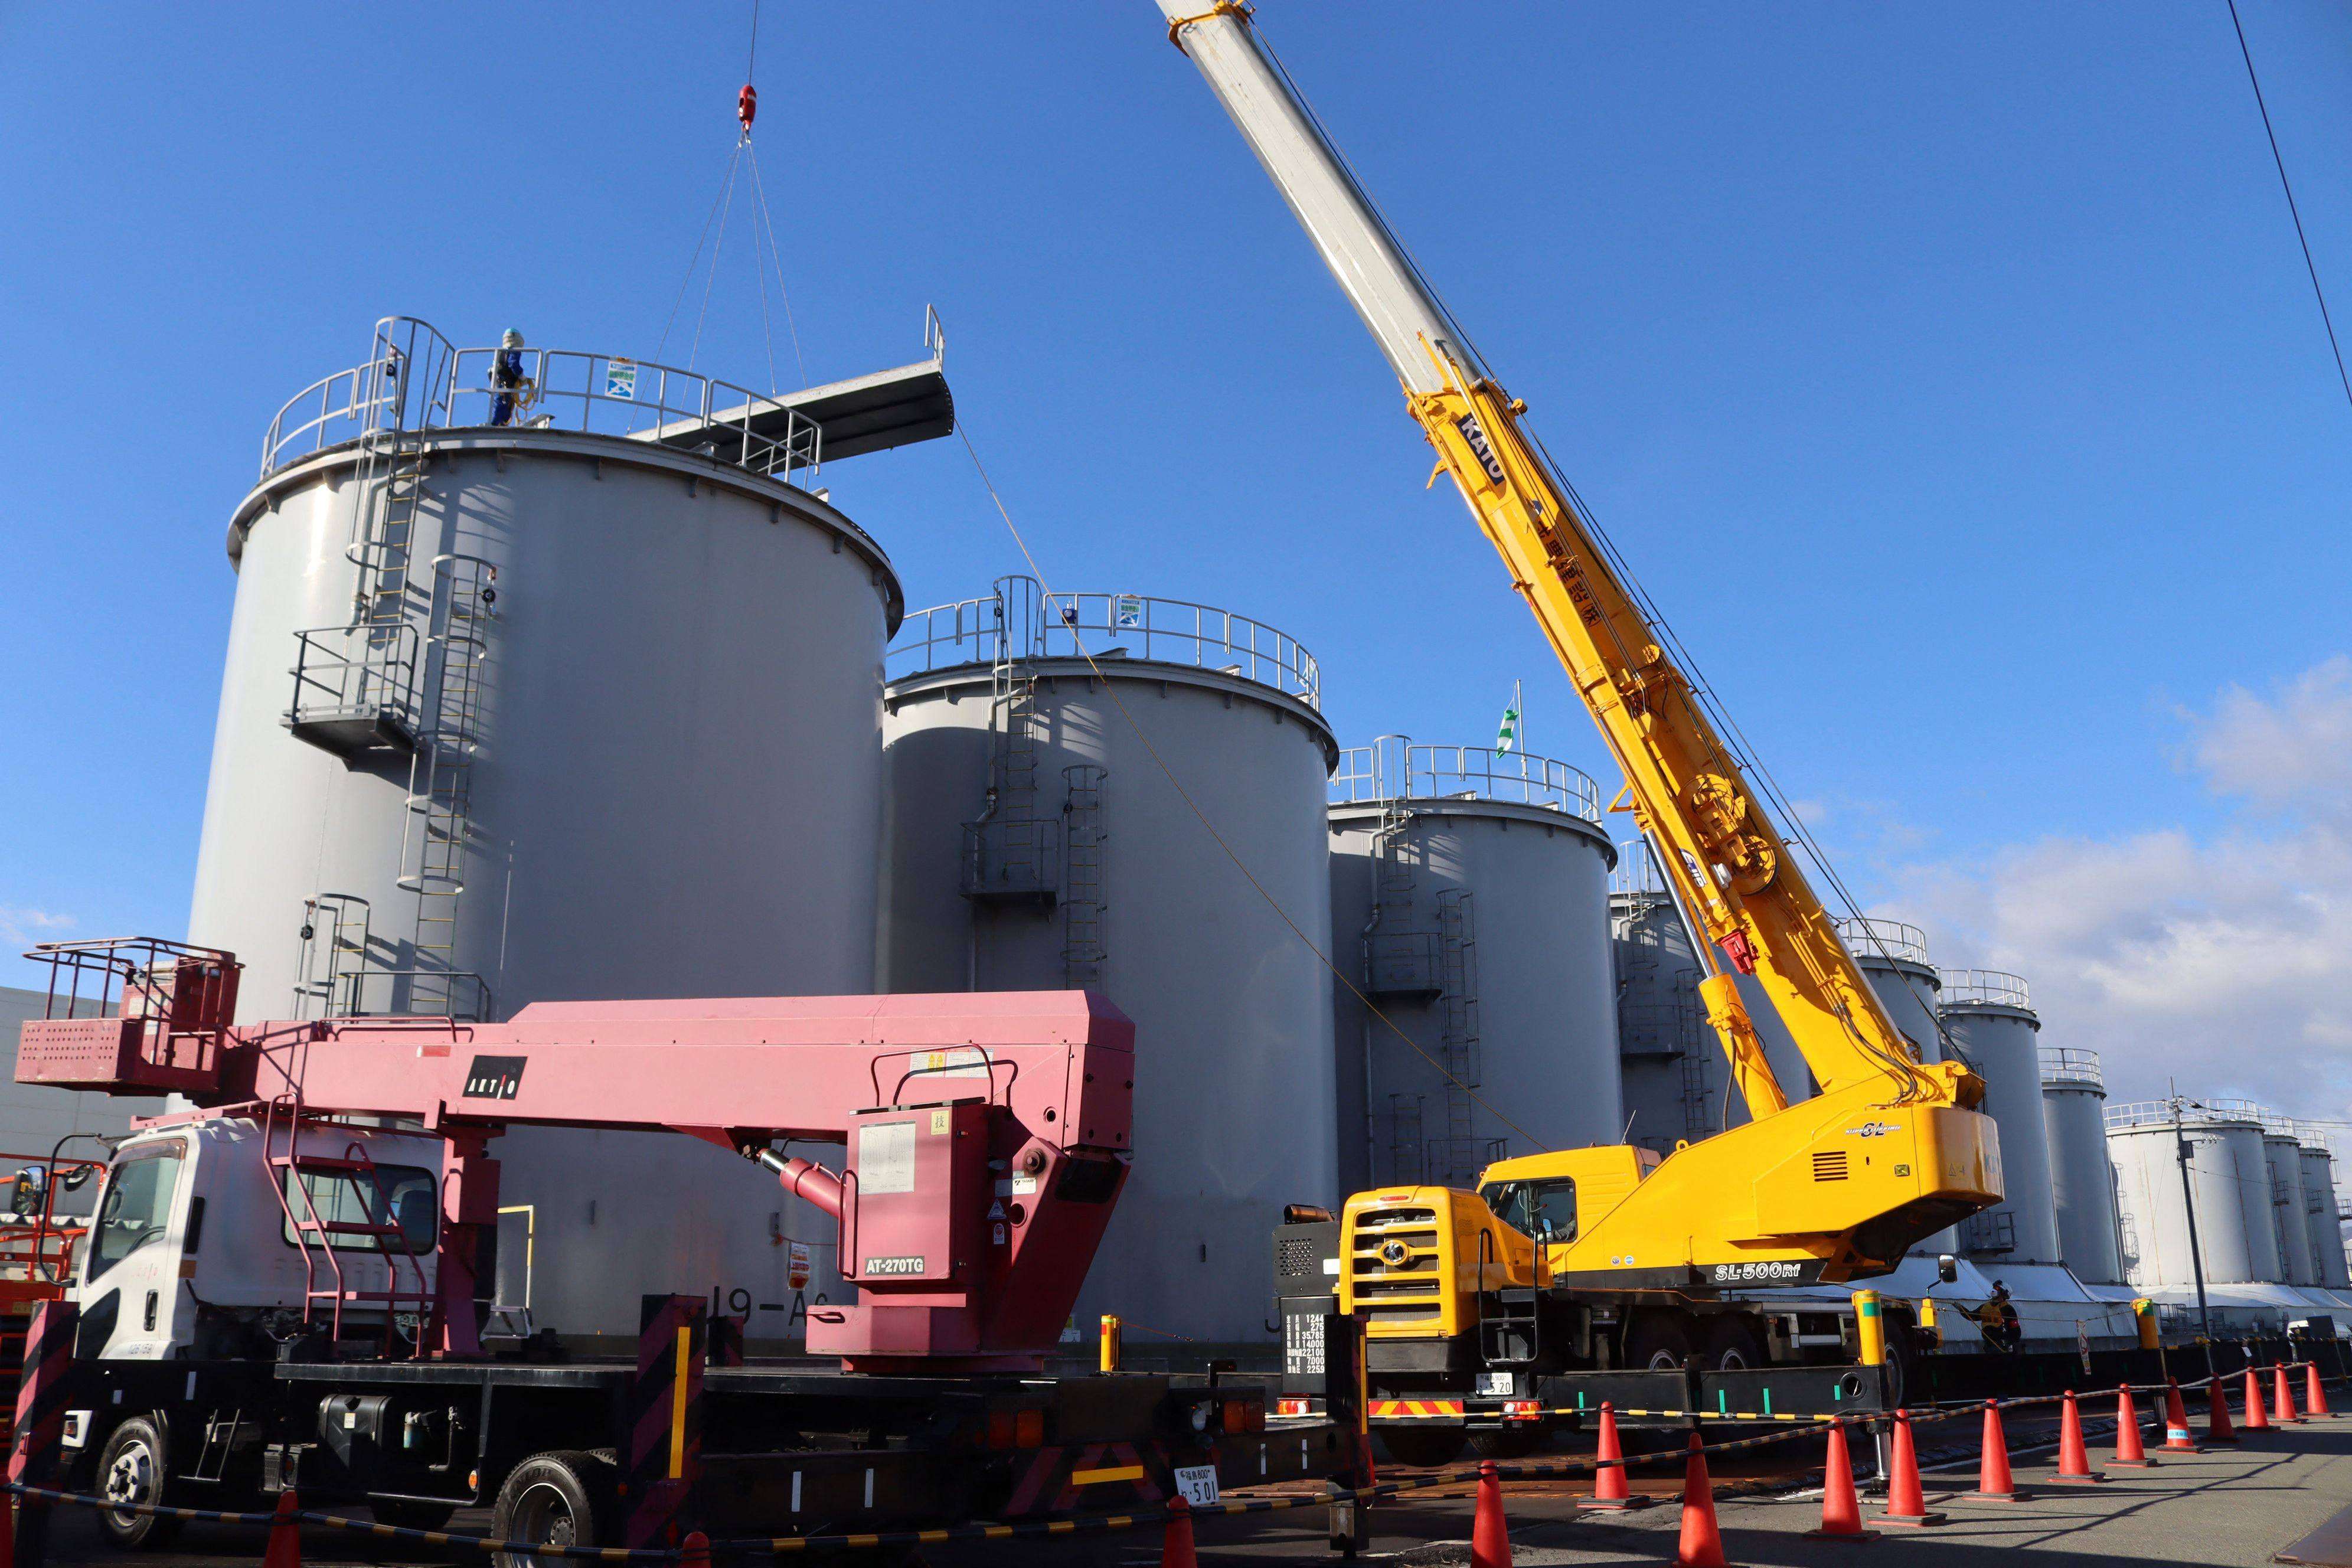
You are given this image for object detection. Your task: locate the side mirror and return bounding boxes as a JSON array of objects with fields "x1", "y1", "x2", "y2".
[
  {"x1": 8, "y1": 1172, "x2": 34, "y2": 1217},
  {"x1": 1936, "y1": 1253, "x2": 1959, "y2": 1284}
]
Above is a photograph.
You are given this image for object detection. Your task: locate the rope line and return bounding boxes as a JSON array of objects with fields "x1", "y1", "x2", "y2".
[{"x1": 2225, "y1": 0, "x2": 2352, "y2": 417}]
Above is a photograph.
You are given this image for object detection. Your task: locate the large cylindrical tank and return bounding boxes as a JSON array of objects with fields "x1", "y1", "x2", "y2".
[
  {"x1": 1938, "y1": 972, "x2": 2059, "y2": 1265},
  {"x1": 1837, "y1": 918, "x2": 1954, "y2": 1253},
  {"x1": 880, "y1": 579, "x2": 1337, "y2": 1344},
  {"x1": 2107, "y1": 1103, "x2": 2274, "y2": 1288},
  {"x1": 1611, "y1": 844, "x2": 1712, "y2": 1158},
  {"x1": 2039, "y1": 1047, "x2": 2124, "y2": 1285},
  {"x1": 1329, "y1": 739, "x2": 1619, "y2": 1190},
  {"x1": 190, "y1": 322, "x2": 899, "y2": 1346},
  {"x1": 2204, "y1": 1101, "x2": 2286, "y2": 1283},
  {"x1": 2300, "y1": 1140, "x2": 2352, "y2": 1289},
  {"x1": 2262, "y1": 1125, "x2": 2317, "y2": 1286}
]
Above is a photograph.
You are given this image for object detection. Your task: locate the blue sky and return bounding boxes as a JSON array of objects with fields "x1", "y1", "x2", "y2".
[{"x1": 3, "y1": 4, "x2": 2347, "y2": 1108}]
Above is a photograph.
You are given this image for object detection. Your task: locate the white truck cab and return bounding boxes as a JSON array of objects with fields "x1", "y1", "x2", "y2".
[{"x1": 75, "y1": 1119, "x2": 443, "y2": 1361}]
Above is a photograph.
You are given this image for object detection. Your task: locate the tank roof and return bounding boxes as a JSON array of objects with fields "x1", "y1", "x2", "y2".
[
  {"x1": 1328, "y1": 737, "x2": 1601, "y2": 824},
  {"x1": 1835, "y1": 916, "x2": 1932, "y2": 969},
  {"x1": 890, "y1": 577, "x2": 1321, "y2": 711},
  {"x1": 1939, "y1": 969, "x2": 2031, "y2": 1011}
]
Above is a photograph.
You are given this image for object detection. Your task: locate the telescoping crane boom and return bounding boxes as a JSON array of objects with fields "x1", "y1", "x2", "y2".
[{"x1": 1159, "y1": 2, "x2": 1999, "y2": 1293}]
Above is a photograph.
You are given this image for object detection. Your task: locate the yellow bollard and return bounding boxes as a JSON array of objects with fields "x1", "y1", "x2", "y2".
[
  {"x1": 1853, "y1": 1290, "x2": 1886, "y2": 1367},
  {"x1": 1100, "y1": 1312, "x2": 1122, "y2": 1373},
  {"x1": 2133, "y1": 1298, "x2": 2160, "y2": 1350},
  {"x1": 1917, "y1": 1297, "x2": 1942, "y2": 1348}
]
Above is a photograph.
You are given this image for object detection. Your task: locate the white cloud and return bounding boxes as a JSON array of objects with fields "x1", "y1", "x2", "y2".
[
  {"x1": 1885, "y1": 658, "x2": 2352, "y2": 1126},
  {"x1": 0, "y1": 907, "x2": 76, "y2": 949}
]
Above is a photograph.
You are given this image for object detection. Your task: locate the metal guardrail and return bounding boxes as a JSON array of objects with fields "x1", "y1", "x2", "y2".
[
  {"x1": 1329, "y1": 736, "x2": 1601, "y2": 822},
  {"x1": 2038, "y1": 1046, "x2": 2103, "y2": 1088},
  {"x1": 260, "y1": 316, "x2": 822, "y2": 487},
  {"x1": 2106, "y1": 1098, "x2": 2270, "y2": 1129},
  {"x1": 888, "y1": 577, "x2": 1321, "y2": 708},
  {"x1": 1834, "y1": 917, "x2": 1930, "y2": 967},
  {"x1": 1939, "y1": 969, "x2": 2031, "y2": 1010}
]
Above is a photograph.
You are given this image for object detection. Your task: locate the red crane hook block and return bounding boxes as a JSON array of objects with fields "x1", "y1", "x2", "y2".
[{"x1": 739, "y1": 84, "x2": 758, "y2": 129}]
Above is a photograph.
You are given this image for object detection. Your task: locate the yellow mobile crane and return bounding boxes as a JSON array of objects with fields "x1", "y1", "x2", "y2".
[{"x1": 1160, "y1": 2, "x2": 2001, "y2": 1439}]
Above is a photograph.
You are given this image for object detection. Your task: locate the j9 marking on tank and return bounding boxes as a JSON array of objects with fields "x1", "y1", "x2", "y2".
[{"x1": 461, "y1": 1054, "x2": 527, "y2": 1100}]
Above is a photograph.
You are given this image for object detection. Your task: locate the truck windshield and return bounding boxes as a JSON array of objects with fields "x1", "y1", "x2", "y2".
[
  {"x1": 1480, "y1": 1178, "x2": 1577, "y2": 1242},
  {"x1": 89, "y1": 1144, "x2": 185, "y2": 1280}
]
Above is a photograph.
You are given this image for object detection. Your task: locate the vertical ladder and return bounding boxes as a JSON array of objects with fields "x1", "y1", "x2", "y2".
[
  {"x1": 1435, "y1": 890, "x2": 1482, "y2": 1185},
  {"x1": 1061, "y1": 765, "x2": 1109, "y2": 983},
  {"x1": 962, "y1": 578, "x2": 1059, "y2": 901},
  {"x1": 398, "y1": 554, "x2": 496, "y2": 1020},
  {"x1": 261, "y1": 1096, "x2": 436, "y2": 1359},
  {"x1": 1387, "y1": 1093, "x2": 1426, "y2": 1187},
  {"x1": 291, "y1": 894, "x2": 371, "y2": 1020}
]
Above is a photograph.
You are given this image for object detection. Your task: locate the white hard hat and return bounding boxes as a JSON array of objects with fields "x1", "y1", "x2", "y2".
[{"x1": 502, "y1": 327, "x2": 525, "y2": 347}]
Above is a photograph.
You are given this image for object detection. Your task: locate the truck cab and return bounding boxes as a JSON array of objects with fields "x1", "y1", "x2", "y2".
[{"x1": 73, "y1": 1118, "x2": 443, "y2": 1364}]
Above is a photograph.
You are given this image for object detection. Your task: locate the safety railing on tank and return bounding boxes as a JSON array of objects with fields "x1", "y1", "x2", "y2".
[
  {"x1": 2039, "y1": 1046, "x2": 2103, "y2": 1087},
  {"x1": 887, "y1": 577, "x2": 1321, "y2": 708},
  {"x1": 260, "y1": 316, "x2": 821, "y2": 487},
  {"x1": 1328, "y1": 736, "x2": 1601, "y2": 822},
  {"x1": 1939, "y1": 969, "x2": 2031, "y2": 1010},
  {"x1": 1833, "y1": 916, "x2": 1930, "y2": 966},
  {"x1": 2105, "y1": 1098, "x2": 2272, "y2": 1129}
]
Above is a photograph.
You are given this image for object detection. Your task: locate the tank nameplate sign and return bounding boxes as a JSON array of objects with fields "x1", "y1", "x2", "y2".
[{"x1": 461, "y1": 1054, "x2": 527, "y2": 1100}]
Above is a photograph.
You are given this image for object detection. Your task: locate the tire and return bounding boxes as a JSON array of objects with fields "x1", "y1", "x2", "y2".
[
  {"x1": 1378, "y1": 1425, "x2": 1468, "y2": 1468},
  {"x1": 94, "y1": 1416, "x2": 183, "y2": 1550},
  {"x1": 1700, "y1": 1316, "x2": 1768, "y2": 1373},
  {"x1": 1467, "y1": 1423, "x2": 1546, "y2": 1460},
  {"x1": 370, "y1": 1497, "x2": 459, "y2": 1531},
  {"x1": 492, "y1": 1450, "x2": 613, "y2": 1568},
  {"x1": 1623, "y1": 1312, "x2": 1694, "y2": 1372}
]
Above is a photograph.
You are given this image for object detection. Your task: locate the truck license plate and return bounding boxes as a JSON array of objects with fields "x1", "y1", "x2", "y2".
[
  {"x1": 1476, "y1": 1372, "x2": 1514, "y2": 1397},
  {"x1": 1173, "y1": 1465, "x2": 1220, "y2": 1506}
]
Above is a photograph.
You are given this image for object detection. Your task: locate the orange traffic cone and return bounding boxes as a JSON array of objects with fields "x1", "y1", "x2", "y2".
[
  {"x1": 1581, "y1": 1402, "x2": 1655, "y2": 1511},
  {"x1": 1874, "y1": 1409, "x2": 1946, "y2": 1527},
  {"x1": 681, "y1": 1533, "x2": 711, "y2": 1568},
  {"x1": 2051, "y1": 1391, "x2": 2105, "y2": 1483},
  {"x1": 1966, "y1": 1400, "x2": 2026, "y2": 1501},
  {"x1": 1674, "y1": 1433, "x2": 1732, "y2": 1568},
  {"x1": 2162, "y1": 1380, "x2": 2200, "y2": 1451},
  {"x1": 2273, "y1": 1364, "x2": 2302, "y2": 1425},
  {"x1": 1161, "y1": 1493, "x2": 1198, "y2": 1568},
  {"x1": 2208, "y1": 1376, "x2": 2239, "y2": 1443},
  {"x1": 2109, "y1": 1386, "x2": 2155, "y2": 1468},
  {"x1": 1471, "y1": 1461, "x2": 1512, "y2": 1568},
  {"x1": 2243, "y1": 1367, "x2": 2272, "y2": 1432},
  {"x1": 1807, "y1": 1417, "x2": 1878, "y2": 1541},
  {"x1": 263, "y1": 1489, "x2": 302, "y2": 1568},
  {"x1": 2305, "y1": 1361, "x2": 2333, "y2": 1419}
]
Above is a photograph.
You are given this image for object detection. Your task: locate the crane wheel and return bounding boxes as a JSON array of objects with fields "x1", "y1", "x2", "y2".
[
  {"x1": 1623, "y1": 1311, "x2": 1694, "y2": 1371},
  {"x1": 1701, "y1": 1316, "x2": 1767, "y2": 1372},
  {"x1": 94, "y1": 1416, "x2": 184, "y2": 1550}
]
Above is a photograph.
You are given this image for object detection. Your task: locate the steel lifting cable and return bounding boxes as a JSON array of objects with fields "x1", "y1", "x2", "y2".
[{"x1": 954, "y1": 424, "x2": 1552, "y2": 1154}]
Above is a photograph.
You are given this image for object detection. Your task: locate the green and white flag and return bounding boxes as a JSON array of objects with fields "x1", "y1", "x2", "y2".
[{"x1": 1495, "y1": 682, "x2": 1522, "y2": 754}]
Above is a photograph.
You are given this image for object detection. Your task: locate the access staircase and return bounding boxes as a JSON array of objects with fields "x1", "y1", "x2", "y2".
[{"x1": 262, "y1": 1095, "x2": 435, "y2": 1359}]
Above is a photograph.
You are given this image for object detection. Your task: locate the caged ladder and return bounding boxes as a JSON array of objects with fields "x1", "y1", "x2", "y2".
[{"x1": 262, "y1": 1095, "x2": 436, "y2": 1359}]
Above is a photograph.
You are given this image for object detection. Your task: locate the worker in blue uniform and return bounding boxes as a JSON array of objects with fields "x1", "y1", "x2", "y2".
[{"x1": 489, "y1": 328, "x2": 534, "y2": 426}]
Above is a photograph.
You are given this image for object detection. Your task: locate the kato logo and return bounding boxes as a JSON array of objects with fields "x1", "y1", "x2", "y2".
[
  {"x1": 1454, "y1": 413, "x2": 1507, "y2": 485},
  {"x1": 864, "y1": 1255, "x2": 926, "y2": 1276},
  {"x1": 461, "y1": 1054, "x2": 526, "y2": 1100}
]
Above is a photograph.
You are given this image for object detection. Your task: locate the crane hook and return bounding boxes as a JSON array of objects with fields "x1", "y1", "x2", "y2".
[{"x1": 738, "y1": 84, "x2": 757, "y2": 132}]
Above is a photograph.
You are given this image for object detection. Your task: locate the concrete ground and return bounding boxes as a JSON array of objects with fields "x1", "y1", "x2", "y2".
[{"x1": 19, "y1": 1418, "x2": 2351, "y2": 1566}]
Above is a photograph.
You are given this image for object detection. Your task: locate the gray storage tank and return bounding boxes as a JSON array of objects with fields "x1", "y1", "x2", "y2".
[
  {"x1": 880, "y1": 577, "x2": 1337, "y2": 1344},
  {"x1": 1938, "y1": 971, "x2": 2060, "y2": 1265},
  {"x1": 2299, "y1": 1136, "x2": 2352, "y2": 1289},
  {"x1": 2260, "y1": 1118, "x2": 2317, "y2": 1286},
  {"x1": 1328, "y1": 738, "x2": 1619, "y2": 1191},
  {"x1": 2040, "y1": 1047, "x2": 2124, "y2": 1285},
  {"x1": 188, "y1": 318, "x2": 899, "y2": 1346},
  {"x1": 2108, "y1": 1102, "x2": 2273, "y2": 1288}
]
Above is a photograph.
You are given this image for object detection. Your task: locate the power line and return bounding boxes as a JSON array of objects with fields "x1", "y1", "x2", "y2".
[{"x1": 2226, "y1": 0, "x2": 2352, "y2": 417}]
